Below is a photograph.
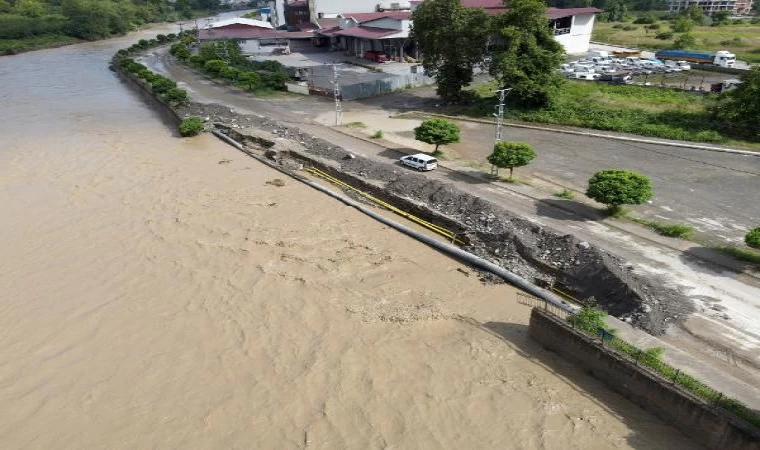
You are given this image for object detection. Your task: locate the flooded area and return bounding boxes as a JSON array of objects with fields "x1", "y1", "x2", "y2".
[{"x1": 0, "y1": 22, "x2": 698, "y2": 449}]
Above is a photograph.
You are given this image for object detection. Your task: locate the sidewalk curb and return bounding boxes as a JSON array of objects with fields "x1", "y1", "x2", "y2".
[
  {"x1": 396, "y1": 111, "x2": 760, "y2": 157},
  {"x1": 331, "y1": 125, "x2": 760, "y2": 281}
]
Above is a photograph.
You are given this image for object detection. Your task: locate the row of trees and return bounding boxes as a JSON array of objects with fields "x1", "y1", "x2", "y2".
[
  {"x1": 411, "y1": 0, "x2": 565, "y2": 107},
  {"x1": 0, "y1": 0, "x2": 219, "y2": 41}
]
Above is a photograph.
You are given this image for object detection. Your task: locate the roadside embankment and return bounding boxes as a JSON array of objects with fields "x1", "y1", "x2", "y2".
[{"x1": 529, "y1": 308, "x2": 760, "y2": 450}]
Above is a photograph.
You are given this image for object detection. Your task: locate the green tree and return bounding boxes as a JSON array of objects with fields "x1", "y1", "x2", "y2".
[
  {"x1": 150, "y1": 76, "x2": 176, "y2": 94},
  {"x1": 712, "y1": 67, "x2": 760, "y2": 140},
  {"x1": 170, "y1": 42, "x2": 190, "y2": 59},
  {"x1": 0, "y1": 0, "x2": 12, "y2": 13},
  {"x1": 410, "y1": 0, "x2": 490, "y2": 101},
  {"x1": 605, "y1": 0, "x2": 627, "y2": 21},
  {"x1": 179, "y1": 116, "x2": 204, "y2": 136},
  {"x1": 746, "y1": 227, "x2": 760, "y2": 249},
  {"x1": 203, "y1": 59, "x2": 226, "y2": 74},
  {"x1": 672, "y1": 16, "x2": 694, "y2": 33},
  {"x1": 673, "y1": 32, "x2": 697, "y2": 49},
  {"x1": 413, "y1": 118, "x2": 460, "y2": 153},
  {"x1": 487, "y1": 141, "x2": 536, "y2": 179},
  {"x1": 14, "y1": 0, "x2": 45, "y2": 17},
  {"x1": 237, "y1": 71, "x2": 260, "y2": 91},
  {"x1": 489, "y1": 0, "x2": 566, "y2": 108},
  {"x1": 164, "y1": 87, "x2": 188, "y2": 104},
  {"x1": 713, "y1": 10, "x2": 730, "y2": 25},
  {"x1": 682, "y1": 4, "x2": 706, "y2": 25},
  {"x1": 586, "y1": 169, "x2": 653, "y2": 215}
]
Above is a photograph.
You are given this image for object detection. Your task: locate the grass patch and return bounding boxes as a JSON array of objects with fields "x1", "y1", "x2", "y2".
[
  {"x1": 344, "y1": 121, "x2": 366, "y2": 128},
  {"x1": 606, "y1": 205, "x2": 629, "y2": 218},
  {"x1": 554, "y1": 189, "x2": 575, "y2": 200},
  {"x1": 0, "y1": 34, "x2": 81, "y2": 55},
  {"x1": 453, "y1": 80, "x2": 757, "y2": 146},
  {"x1": 715, "y1": 246, "x2": 760, "y2": 265},
  {"x1": 431, "y1": 149, "x2": 444, "y2": 157},
  {"x1": 370, "y1": 130, "x2": 383, "y2": 139},
  {"x1": 634, "y1": 218, "x2": 695, "y2": 239}
]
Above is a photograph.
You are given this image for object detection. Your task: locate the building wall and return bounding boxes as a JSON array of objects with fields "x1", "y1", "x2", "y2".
[
  {"x1": 668, "y1": 0, "x2": 737, "y2": 14},
  {"x1": 312, "y1": 0, "x2": 378, "y2": 16},
  {"x1": 554, "y1": 13, "x2": 595, "y2": 54},
  {"x1": 360, "y1": 17, "x2": 409, "y2": 31}
]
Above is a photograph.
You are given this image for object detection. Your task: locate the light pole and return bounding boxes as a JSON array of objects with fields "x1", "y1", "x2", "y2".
[
  {"x1": 491, "y1": 88, "x2": 511, "y2": 177},
  {"x1": 331, "y1": 63, "x2": 343, "y2": 126}
]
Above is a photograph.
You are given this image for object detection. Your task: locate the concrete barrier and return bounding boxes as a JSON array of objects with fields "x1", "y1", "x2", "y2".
[{"x1": 529, "y1": 308, "x2": 760, "y2": 450}]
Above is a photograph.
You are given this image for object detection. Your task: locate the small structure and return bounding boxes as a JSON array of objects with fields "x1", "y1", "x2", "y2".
[
  {"x1": 198, "y1": 18, "x2": 315, "y2": 54},
  {"x1": 319, "y1": 12, "x2": 413, "y2": 61}
]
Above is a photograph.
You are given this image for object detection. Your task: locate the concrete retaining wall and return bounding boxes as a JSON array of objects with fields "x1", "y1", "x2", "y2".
[{"x1": 529, "y1": 308, "x2": 760, "y2": 450}]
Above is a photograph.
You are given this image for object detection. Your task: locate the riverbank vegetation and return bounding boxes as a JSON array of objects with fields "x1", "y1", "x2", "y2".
[
  {"x1": 0, "y1": 0, "x2": 219, "y2": 55},
  {"x1": 171, "y1": 39, "x2": 291, "y2": 94}
]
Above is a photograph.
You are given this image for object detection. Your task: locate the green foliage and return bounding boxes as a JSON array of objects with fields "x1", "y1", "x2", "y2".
[
  {"x1": 163, "y1": 87, "x2": 188, "y2": 104},
  {"x1": 712, "y1": 10, "x2": 730, "y2": 25},
  {"x1": 633, "y1": 14, "x2": 655, "y2": 24},
  {"x1": 554, "y1": 189, "x2": 575, "y2": 200},
  {"x1": 156, "y1": 33, "x2": 167, "y2": 43},
  {"x1": 344, "y1": 122, "x2": 366, "y2": 128},
  {"x1": 169, "y1": 42, "x2": 190, "y2": 59},
  {"x1": 746, "y1": 227, "x2": 760, "y2": 249},
  {"x1": 672, "y1": 32, "x2": 697, "y2": 49},
  {"x1": 179, "y1": 116, "x2": 204, "y2": 136},
  {"x1": 150, "y1": 76, "x2": 176, "y2": 94},
  {"x1": 605, "y1": 0, "x2": 627, "y2": 21},
  {"x1": 711, "y1": 67, "x2": 760, "y2": 141},
  {"x1": 203, "y1": 59, "x2": 227, "y2": 74},
  {"x1": 410, "y1": 0, "x2": 490, "y2": 101},
  {"x1": 655, "y1": 31, "x2": 673, "y2": 40},
  {"x1": 237, "y1": 71, "x2": 260, "y2": 91},
  {"x1": 586, "y1": 169, "x2": 653, "y2": 208},
  {"x1": 716, "y1": 246, "x2": 760, "y2": 265},
  {"x1": 15, "y1": 0, "x2": 46, "y2": 18},
  {"x1": 622, "y1": 25, "x2": 636, "y2": 31},
  {"x1": 138, "y1": 69, "x2": 157, "y2": 82},
  {"x1": 413, "y1": 118, "x2": 460, "y2": 151},
  {"x1": 568, "y1": 307, "x2": 609, "y2": 334},
  {"x1": 672, "y1": 16, "x2": 694, "y2": 33},
  {"x1": 487, "y1": 141, "x2": 536, "y2": 179},
  {"x1": 681, "y1": 4, "x2": 706, "y2": 25},
  {"x1": 636, "y1": 219, "x2": 694, "y2": 238},
  {"x1": 489, "y1": 0, "x2": 566, "y2": 108},
  {"x1": 219, "y1": 65, "x2": 240, "y2": 80},
  {"x1": 370, "y1": 130, "x2": 384, "y2": 139}
]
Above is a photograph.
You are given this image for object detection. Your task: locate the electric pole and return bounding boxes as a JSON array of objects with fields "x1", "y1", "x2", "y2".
[
  {"x1": 491, "y1": 88, "x2": 511, "y2": 177},
  {"x1": 331, "y1": 63, "x2": 343, "y2": 126}
]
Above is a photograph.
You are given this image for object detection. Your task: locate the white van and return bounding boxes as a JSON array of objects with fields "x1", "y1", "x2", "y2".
[{"x1": 400, "y1": 153, "x2": 438, "y2": 171}]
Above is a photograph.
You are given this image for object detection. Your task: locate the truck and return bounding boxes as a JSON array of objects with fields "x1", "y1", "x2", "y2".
[{"x1": 654, "y1": 50, "x2": 736, "y2": 68}]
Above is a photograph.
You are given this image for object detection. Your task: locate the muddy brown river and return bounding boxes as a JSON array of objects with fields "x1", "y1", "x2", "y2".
[{"x1": 0, "y1": 19, "x2": 695, "y2": 449}]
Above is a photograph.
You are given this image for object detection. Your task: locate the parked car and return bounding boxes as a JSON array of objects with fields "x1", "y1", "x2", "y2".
[
  {"x1": 400, "y1": 153, "x2": 438, "y2": 171},
  {"x1": 364, "y1": 50, "x2": 389, "y2": 63},
  {"x1": 571, "y1": 72, "x2": 601, "y2": 80},
  {"x1": 599, "y1": 74, "x2": 633, "y2": 84}
]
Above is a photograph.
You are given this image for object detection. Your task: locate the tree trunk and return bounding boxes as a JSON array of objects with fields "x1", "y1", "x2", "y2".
[
  {"x1": 509, "y1": 166, "x2": 514, "y2": 179},
  {"x1": 435, "y1": 143, "x2": 440, "y2": 153}
]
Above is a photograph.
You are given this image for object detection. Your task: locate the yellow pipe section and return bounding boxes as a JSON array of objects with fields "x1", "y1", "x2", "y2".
[{"x1": 306, "y1": 167, "x2": 465, "y2": 245}]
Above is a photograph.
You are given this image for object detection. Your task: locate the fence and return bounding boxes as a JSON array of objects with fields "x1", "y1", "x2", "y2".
[
  {"x1": 522, "y1": 293, "x2": 760, "y2": 429},
  {"x1": 339, "y1": 72, "x2": 435, "y2": 100}
]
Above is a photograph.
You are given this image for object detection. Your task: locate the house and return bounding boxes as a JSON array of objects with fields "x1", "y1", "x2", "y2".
[
  {"x1": 318, "y1": 12, "x2": 414, "y2": 59},
  {"x1": 198, "y1": 18, "x2": 314, "y2": 54}
]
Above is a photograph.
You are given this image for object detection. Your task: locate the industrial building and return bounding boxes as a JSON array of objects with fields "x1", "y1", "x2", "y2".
[{"x1": 668, "y1": 0, "x2": 754, "y2": 15}]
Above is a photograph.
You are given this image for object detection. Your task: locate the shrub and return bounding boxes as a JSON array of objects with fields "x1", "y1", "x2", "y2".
[
  {"x1": 138, "y1": 69, "x2": 157, "y2": 82},
  {"x1": 371, "y1": 130, "x2": 383, "y2": 139},
  {"x1": 634, "y1": 15, "x2": 656, "y2": 24},
  {"x1": 150, "y1": 77, "x2": 176, "y2": 94},
  {"x1": 237, "y1": 71, "x2": 261, "y2": 91},
  {"x1": 487, "y1": 141, "x2": 536, "y2": 180},
  {"x1": 156, "y1": 34, "x2": 168, "y2": 43},
  {"x1": 554, "y1": 189, "x2": 574, "y2": 200},
  {"x1": 612, "y1": 23, "x2": 624, "y2": 29},
  {"x1": 673, "y1": 33, "x2": 697, "y2": 49},
  {"x1": 126, "y1": 62, "x2": 147, "y2": 73},
  {"x1": 413, "y1": 118, "x2": 460, "y2": 152},
  {"x1": 638, "y1": 219, "x2": 694, "y2": 238},
  {"x1": 656, "y1": 31, "x2": 674, "y2": 40},
  {"x1": 219, "y1": 66, "x2": 240, "y2": 80},
  {"x1": 164, "y1": 88, "x2": 188, "y2": 104},
  {"x1": 622, "y1": 25, "x2": 636, "y2": 31},
  {"x1": 167, "y1": 33, "x2": 177, "y2": 41},
  {"x1": 568, "y1": 307, "x2": 609, "y2": 334},
  {"x1": 179, "y1": 116, "x2": 204, "y2": 136},
  {"x1": 117, "y1": 49, "x2": 128, "y2": 56},
  {"x1": 586, "y1": 169, "x2": 653, "y2": 215},
  {"x1": 148, "y1": 39, "x2": 157, "y2": 47},
  {"x1": 137, "y1": 39, "x2": 149, "y2": 48},
  {"x1": 188, "y1": 55, "x2": 203, "y2": 66},
  {"x1": 746, "y1": 227, "x2": 760, "y2": 249},
  {"x1": 203, "y1": 59, "x2": 227, "y2": 75}
]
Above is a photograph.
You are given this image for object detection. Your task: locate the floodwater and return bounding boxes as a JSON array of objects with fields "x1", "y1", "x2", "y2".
[{"x1": 0, "y1": 21, "x2": 695, "y2": 449}]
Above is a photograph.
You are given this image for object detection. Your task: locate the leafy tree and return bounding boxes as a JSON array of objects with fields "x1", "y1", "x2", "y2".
[
  {"x1": 203, "y1": 59, "x2": 226, "y2": 74},
  {"x1": 413, "y1": 118, "x2": 460, "y2": 153},
  {"x1": 219, "y1": 65, "x2": 240, "y2": 80},
  {"x1": 713, "y1": 10, "x2": 730, "y2": 25},
  {"x1": 586, "y1": 169, "x2": 653, "y2": 214},
  {"x1": 170, "y1": 42, "x2": 190, "y2": 59},
  {"x1": 150, "y1": 76, "x2": 176, "y2": 94},
  {"x1": 605, "y1": 0, "x2": 627, "y2": 21},
  {"x1": 0, "y1": 0, "x2": 12, "y2": 13},
  {"x1": 410, "y1": 0, "x2": 490, "y2": 101},
  {"x1": 179, "y1": 116, "x2": 204, "y2": 136},
  {"x1": 673, "y1": 32, "x2": 697, "y2": 49},
  {"x1": 14, "y1": 0, "x2": 46, "y2": 17},
  {"x1": 746, "y1": 227, "x2": 760, "y2": 249},
  {"x1": 237, "y1": 71, "x2": 260, "y2": 91},
  {"x1": 489, "y1": 0, "x2": 566, "y2": 108},
  {"x1": 711, "y1": 67, "x2": 760, "y2": 140},
  {"x1": 672, "y1": 16, "x2": 694, "y2": 33},
  {"x1": 682, "y1": 4, "x2": 706, "y2": 25},
  {"x1": 487, "y1": 141, "x2": 536, "y2": 179}
]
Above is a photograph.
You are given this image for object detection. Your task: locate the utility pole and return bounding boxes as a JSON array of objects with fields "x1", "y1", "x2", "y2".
[
  {"x1": 331, "y1": 63, "x2": 343, "y2": 126},
  {"x1": 491, "y1": 88, "x2": 510, "y2": 177}
]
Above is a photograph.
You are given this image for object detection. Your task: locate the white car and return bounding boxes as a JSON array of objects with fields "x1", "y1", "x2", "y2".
[{"x1": 400, "y1": 153, "x2": 438, "y2": 171}]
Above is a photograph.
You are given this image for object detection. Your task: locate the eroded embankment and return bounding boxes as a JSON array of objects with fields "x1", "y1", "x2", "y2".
[
  {"x1": 181, "y1": 103, "x2": 689, "y2": 336},
  {"x1": 111, "y1": 54, "x2": 687, "y2": 334}
]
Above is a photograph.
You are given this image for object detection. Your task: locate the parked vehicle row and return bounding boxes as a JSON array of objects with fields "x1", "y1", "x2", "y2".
[{"x1": 559, "y1": 50, "x2": 696, "y2": 84}]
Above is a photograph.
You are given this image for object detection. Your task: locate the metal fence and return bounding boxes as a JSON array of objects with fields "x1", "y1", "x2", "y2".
[
  {"x1": 339, "y1": 73, "x2": 435, "y2": 100},
  {"x1": 516, "y1": 292, "x2": 571, "y2": 320}
]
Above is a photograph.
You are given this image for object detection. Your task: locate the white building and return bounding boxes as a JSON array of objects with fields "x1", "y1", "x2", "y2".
[
  {"x1": 547, "y1": 8, "x2": 601, "y2": 55},
  {"x1": 669, "y1": 0, "x2": 753, "y2": 15}
]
